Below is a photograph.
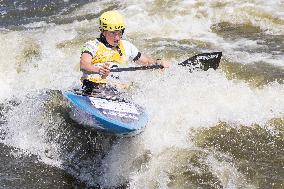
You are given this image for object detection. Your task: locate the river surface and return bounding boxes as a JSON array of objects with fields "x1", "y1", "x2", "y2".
[{"x1": 0, "y1": 0, "x2": 283, "y2": 188}]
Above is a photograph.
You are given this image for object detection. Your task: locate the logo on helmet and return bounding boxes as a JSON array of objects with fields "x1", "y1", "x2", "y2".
[{"x1": 99, "y1": 11, "x2": 126, "y2": 32}]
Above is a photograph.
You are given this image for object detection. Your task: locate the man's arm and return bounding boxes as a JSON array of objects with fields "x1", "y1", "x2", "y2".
[
  {"x1": 80, "y1": 53, "x2": 110, "y2": 76},
  {"x1": 136, "y1": 54, "x2": 170, "y2": 68}
]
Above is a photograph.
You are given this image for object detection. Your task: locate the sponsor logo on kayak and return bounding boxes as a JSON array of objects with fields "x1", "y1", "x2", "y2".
[
  {"x1": 102, "y1": 110, "x2": 139, "y2": 120},
  {"x1": 90, "y1": 97, "x2": 140, "y2": 115}
]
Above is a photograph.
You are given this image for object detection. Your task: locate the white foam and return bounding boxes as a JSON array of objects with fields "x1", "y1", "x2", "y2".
[
  {"x1": 99, "y1": 67, "x2": 283, "y2": 187},
  {"x1": 0, "y1": 1, "x2": 283, "y2": 187},
  {"x1": 2, "y1": 93, "x2": 63, "y2": 168}
]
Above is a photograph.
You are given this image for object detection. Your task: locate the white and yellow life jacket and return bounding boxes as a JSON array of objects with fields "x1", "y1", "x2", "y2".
[{"x1": 81, "y1": 38, "x2": 139, "y2": 83}]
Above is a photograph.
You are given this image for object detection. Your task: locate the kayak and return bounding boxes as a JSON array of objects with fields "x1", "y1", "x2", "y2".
[
  {"x1": 62, "y1": 52, "x2": 223, "y2": 136},
  {"x1": 63, "y1": 90, "x2": 148, "y2": 136}
]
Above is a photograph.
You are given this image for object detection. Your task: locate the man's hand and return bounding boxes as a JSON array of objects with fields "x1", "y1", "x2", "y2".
[
  {"x1": 99, "y1": 63, "x2": 111, "y2": 77},
  {"x1": 157, "y1": 60, "x2": 171, "y2": 68}
]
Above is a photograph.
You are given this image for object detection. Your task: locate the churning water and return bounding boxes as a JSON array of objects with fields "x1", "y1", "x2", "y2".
[{"x1": 0, "y1": 0, "x2": 283, "y2": 188}]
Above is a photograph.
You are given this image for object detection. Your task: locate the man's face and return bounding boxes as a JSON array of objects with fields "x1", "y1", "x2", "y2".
[{"x1": 103, "y1": 30, "x2": 123, "y2": 47}]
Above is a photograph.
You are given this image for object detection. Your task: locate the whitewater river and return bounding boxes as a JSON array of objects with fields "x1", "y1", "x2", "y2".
[{"x1": 0, "y1": 0, "x2": 283, "y2": 188}]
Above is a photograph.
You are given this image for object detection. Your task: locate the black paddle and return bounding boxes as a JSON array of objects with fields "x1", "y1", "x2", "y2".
[{"x1": 110, "y1": 52, "x2": 222, "y2": 72}]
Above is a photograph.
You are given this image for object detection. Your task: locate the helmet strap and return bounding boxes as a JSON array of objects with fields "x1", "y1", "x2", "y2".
[{"x1": 99, "y1": 33, "x2": 114, "y2": 48}]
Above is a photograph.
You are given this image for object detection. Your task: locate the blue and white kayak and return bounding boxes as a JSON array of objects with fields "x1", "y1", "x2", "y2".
[{"x1": 63, "y1": 91, "x2": 148, "y2": 136}]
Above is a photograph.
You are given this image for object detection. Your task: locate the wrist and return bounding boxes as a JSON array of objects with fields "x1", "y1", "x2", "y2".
[
  {"x1": 95, "y1": 66, "x2": 100, "y2": 74},
  {"x1": 155, "y1": 58, "x2": 161, "y2": 65}
]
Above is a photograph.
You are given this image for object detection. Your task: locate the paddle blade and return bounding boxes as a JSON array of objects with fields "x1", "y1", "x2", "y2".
[{"x1": 178, "y1": 52, "x2": 222, "y2": 71}]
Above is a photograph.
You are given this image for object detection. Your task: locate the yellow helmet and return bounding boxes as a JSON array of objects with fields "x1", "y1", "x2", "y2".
[{"x1": 99, "y1": 11, "x2": 125, "y2": 31}]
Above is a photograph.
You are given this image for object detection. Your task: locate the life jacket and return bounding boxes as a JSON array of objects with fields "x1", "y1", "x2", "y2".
[
  {"x1": 91, "y1": 40, "x2": 127, "y2": 65},
  {"x1": 81, "y1": 38, "x2": 128, "y2": 84}
]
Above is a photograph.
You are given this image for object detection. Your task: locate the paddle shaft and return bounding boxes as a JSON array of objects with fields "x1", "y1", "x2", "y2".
[
  {"x1": 110, "y1": 52, "x2": 222, "y2": 72},
  {"x1": 111, "y1": 64, "x2": 164, "y2": 72}
]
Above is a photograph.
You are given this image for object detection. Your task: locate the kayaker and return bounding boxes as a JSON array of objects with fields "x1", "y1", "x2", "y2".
[{"x1": 80, "y1": 10, "x2": 170, "y2": 94}]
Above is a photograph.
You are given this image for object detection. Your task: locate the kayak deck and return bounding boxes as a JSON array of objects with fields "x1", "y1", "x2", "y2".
[{"x1": 63, "y1": 90, "x2": 148, "y2": 136}]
